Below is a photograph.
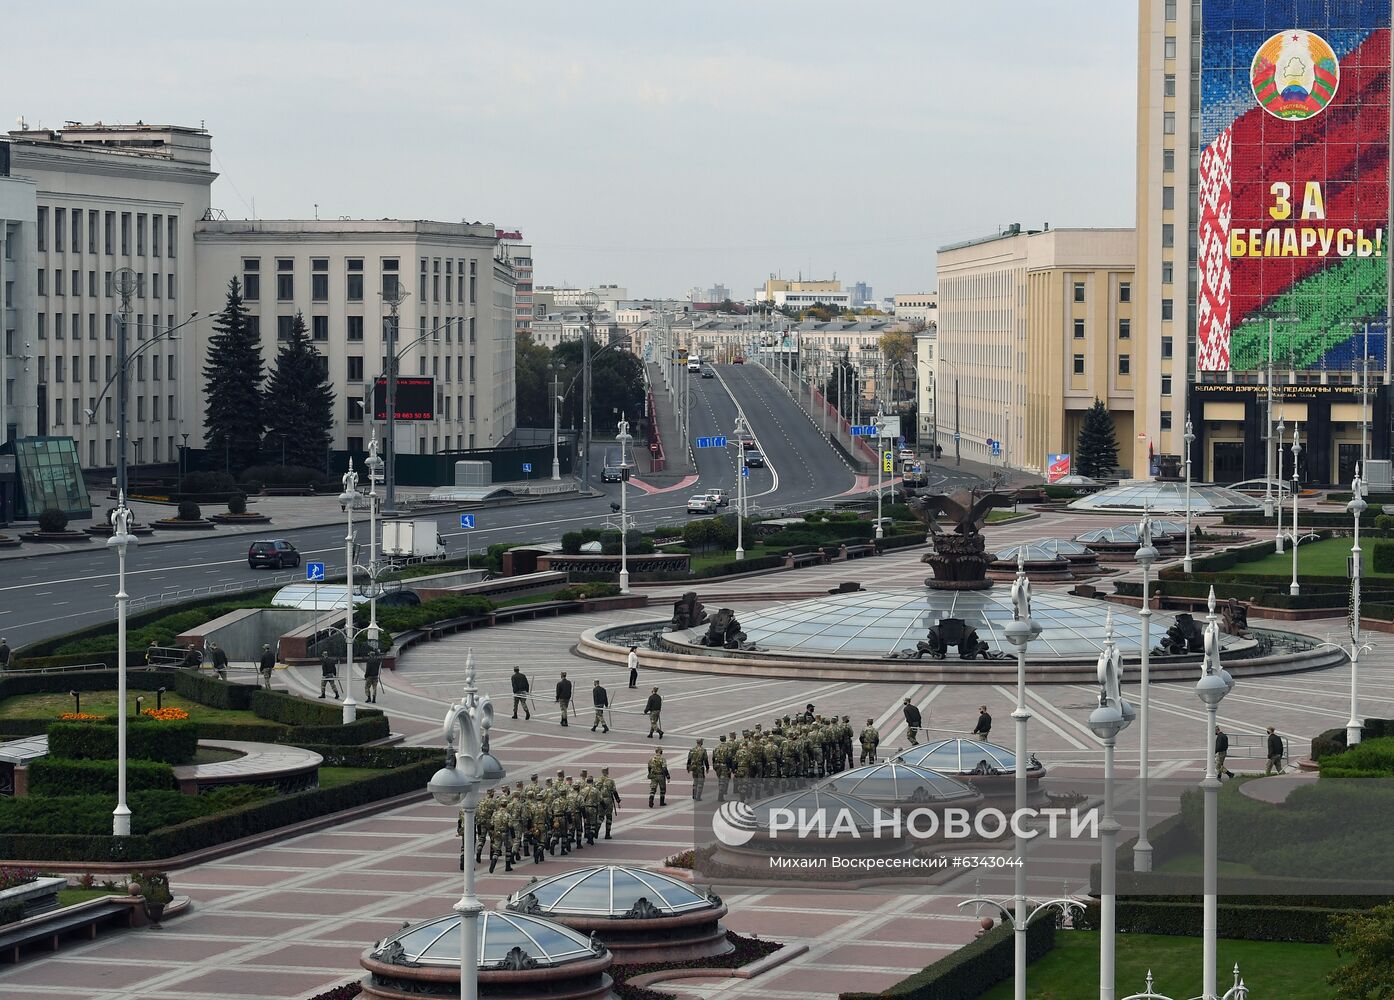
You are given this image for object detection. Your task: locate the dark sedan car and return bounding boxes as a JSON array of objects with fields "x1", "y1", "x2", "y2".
[
  {"x1": 744, "y1": 451, "x2": 765, "y2": 468},
  {"x1": 248, "y1": 539, "x2": 301, "y2": 569}
]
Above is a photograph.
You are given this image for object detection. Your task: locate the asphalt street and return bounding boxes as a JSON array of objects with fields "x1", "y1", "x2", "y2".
[{"x1": 0, "y1": 363, "x2": 981, "y2": 647}]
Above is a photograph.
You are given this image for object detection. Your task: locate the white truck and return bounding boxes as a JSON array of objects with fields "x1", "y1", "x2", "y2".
[{"x1": 381, "y1": 520, "x2": 448, "y2": 561}]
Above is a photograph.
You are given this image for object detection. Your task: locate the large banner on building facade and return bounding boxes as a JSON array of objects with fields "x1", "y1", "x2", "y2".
[{"x1": 1197, "y1": 1, "x2": 1391, "y2": 372}]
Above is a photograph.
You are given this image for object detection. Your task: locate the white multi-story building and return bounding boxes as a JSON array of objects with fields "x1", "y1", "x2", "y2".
[
  {"x1": 497, "y1": 235, "x2": 532, "y2": 335},
  {"x1": 194, "y1": 219, "x2": 515, "y2": 456},
  {"x1": 893, "y1": 292, "x2": 937, "y2": 328},
  {"x1": 5, "y1": 123, "x2": 215, "y2": 471},
  {"x1": 1, "y1": 160, "x2": 38, "y2": 448}
]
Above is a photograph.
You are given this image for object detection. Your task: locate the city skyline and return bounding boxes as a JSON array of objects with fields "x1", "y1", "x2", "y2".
[{"x1": 4, "y1": 0, "x2": 1136, "y2": 299}]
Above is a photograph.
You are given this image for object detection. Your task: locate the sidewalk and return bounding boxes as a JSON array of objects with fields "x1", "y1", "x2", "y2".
[{"x1": 643, "y1": 361, "x2": 696, "y2": 486}]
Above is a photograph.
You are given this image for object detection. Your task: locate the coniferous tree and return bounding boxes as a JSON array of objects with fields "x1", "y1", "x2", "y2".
[
  {"x1": 203, "y1": 278, "x2": 266, "y2": 471},
  {"x1": 1076, "y1": 398, "x2": 1120, "y2": 478},
  {"x1": 264, "y1": 312, "x2": 336, "y2": 469}
]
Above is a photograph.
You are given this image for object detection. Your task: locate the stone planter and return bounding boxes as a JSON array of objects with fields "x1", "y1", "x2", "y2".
[
  {"x1": 17, "y1": 530, "x2": 90, "y2": 543},
  {"x1": 149, "y1": 519, "x2": 217, "y2": 531},
  {"x1": 209, "y1": 512, "x2": 272, "y2": 525},
  {"x1": 84, "y1": 522, "x2": 156, "y2": 538},
  {"x1": 0, "y1": 877, "x2": 68, "y2": 919}
]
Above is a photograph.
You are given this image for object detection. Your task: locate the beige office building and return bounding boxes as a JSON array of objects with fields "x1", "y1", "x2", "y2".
[{"x1": 937, "y1": 226, "x2": 1136, "y2": 473}]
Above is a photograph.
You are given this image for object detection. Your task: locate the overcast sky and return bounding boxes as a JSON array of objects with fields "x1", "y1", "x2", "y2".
[{"x1": 6, "y1": 0, "x2": 1136, "y2": 301}]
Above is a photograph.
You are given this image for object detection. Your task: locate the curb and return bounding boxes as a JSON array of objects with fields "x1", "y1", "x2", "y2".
[{"x1": 625, "y1": 943, "x2": 809, "y2": 988}]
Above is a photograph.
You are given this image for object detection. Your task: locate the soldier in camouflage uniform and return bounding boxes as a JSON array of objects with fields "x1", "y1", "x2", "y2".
[
  {"x1": 738, "y1": 731, "x2": 759, "y2": 799},
  {"x1": 562, "y1": 775, "x2": 582, "y2": 852},
  {"x1": 511, "y1": 781, "x2": 530, "y2": 865},
  {"x1": 780, "y1": 731, "x2": 800, "y2": 790},
  {"x1": 466, "y1": 788, "x2": 497, "y2": 868},
  {"x1": 598, "y1": 766, "x2": 621, "y2": 839},
  {"x1": 762, "y1": 735, "x2": 779, "y2": 796},
  {"x1": 686, "y1": 739, "x2": 710, "y2": 801},
  {"x1": 860, "y1": 718, "x2": 881, "y2": 764},
  {"x1": 526, "y1": 786, "x2": 547, "y2": 863},
  {"x1": 488, "y1": 790, "x2": 514, "y2": 872},
  {"x1": 581, "y1": 776, "x2": 603, "y2": 844},
  {"x1": 647, "y1": 747, "x2": 669, "y2": 807},
  {"x1": 713, "y1": 734, "x2": 731, "y2": 801},
  {"x1": 549, "y1": 772, "x2": 569, "y2": 855}
]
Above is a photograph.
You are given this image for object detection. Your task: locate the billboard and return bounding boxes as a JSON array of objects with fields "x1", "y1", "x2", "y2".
[
  {"x1": 1046, "y1": 453, "x2": 1071, "y2": 483},
  {"x1": 372, "y1": 377, "x2": 435, "y2": 421},
  {"x1": 1197, "y1": 2, "x2": 1390, "y2": 372}
]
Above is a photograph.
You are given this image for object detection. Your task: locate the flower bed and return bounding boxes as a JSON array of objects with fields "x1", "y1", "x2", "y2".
[{"x1": 141, "y1": 707, "x2": 190, "y2": 721}]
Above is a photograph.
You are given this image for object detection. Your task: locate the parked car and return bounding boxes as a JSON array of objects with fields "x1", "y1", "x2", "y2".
[
  {"x1": 248, "y1": 539, "x2": 301, "y2": 569},
  {"x1": 744, "y1": 451, "x2": 765, "y2": 468},
  {"x1": 898, "y1": 448, "x2": 917, "y2": 462},
  {"x1": 704, "y1": 488, "x2": 730, "y2": 507},
  {"x1": 742, "y1": 439, "x2": 758, "y2": 450},
  {"x1": 687, "y1": 495, "x2": 718, "y2": 514},
  {"x1": 733, "y1": 355, "x2": 745, "y2": 364},
  {"x1": 701, "y1": 368, "x2": 715, "y2": 379}
]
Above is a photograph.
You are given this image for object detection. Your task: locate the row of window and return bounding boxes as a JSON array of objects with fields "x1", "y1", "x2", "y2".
[
  {"x1": 1072, "y1": 318, "x2": 1131, "y2": 340},
  {"x1": 49, "y1": 393, "x2": 176, "y2": 428},
  {"x1": 255, "y1": 313, "x2": 477, "y2": 345},
  {"x1": 76, "y1": 436, "x2": 179, "y2": 468},
  {"x1": 1071, "y1": 281, "x2": 1130, "y2": 304},
  {"x1": 36, "y1": 207, "x2": 177, "y2": 258},
  {"x1": 1072, "y1": 353, "x2": 1135, "y2": 377},
  {"x1": 242, "y1": 256, "x2": 477, "y2": 305},
  {"x1": 36, "y1": 353, "x2": 176, "y2": 384},
  {"x1": 37, "y1": 312, "x2": 180, "y2": 343},
  {"x1": 37, "y1": 269, "x2": 176, "y2": 299},
  {"x1": 339, "y1": 354, "x2": 477, "y2": 383}
]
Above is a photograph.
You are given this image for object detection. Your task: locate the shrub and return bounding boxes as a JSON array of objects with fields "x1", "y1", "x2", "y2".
[
  {"x1": 561, "y1": 531, "x2": 585, "y2": 555},
  {"x1": 37, "y1": 508, "x2": 68, "y2": 533},
  {"x1": 48, "y1": 718, "x2": 199, "y2": 765},
  {"x1": 171, "y1": 670, "x2": 254, "y2": 711},
  {"x1": 179, "y1": 471, "x2": 238, "y2": 495},
  {"x1": 839, "y1": 920, "x2": 1053, "y2": 999},
  {"x1": 599, "y1": 529, "x2": 623, "y2": 555},
  {"x1": 374, "y1": 594, "x2": 493, "y2": 633},
  {"x1": 0, "y1": 790, "x2": 208, "y2": 836},
  {"x1": 1074, "y1": 899, "x2": 1344, "y2": 944},
  {"x1": 176, "y1": 500, "x2": 201, "y2": 521},
  {"x1": 239, "y1": 463, "x2": 332, "y2": 488},
  {"x1": 555, "y1": 582, "x2": 623, "y2": 601},
  {"x1": 251, "y1": 690, "x2": 358, "y2": 728},
  {"x1": 1321, "y1": 736, "x2": 1394, "y2": 777},
  {"x1": 29, "y1": 757, "x2": 177, "y2": 796},
  {"x1": 227, "y1": 493, "x2": 248, "y2": 515},
  {"x1": 1374, "y1": 541, "x2": 1394, "y2": 574}
]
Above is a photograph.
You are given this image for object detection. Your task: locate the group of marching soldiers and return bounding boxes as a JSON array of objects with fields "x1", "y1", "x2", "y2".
[
  {"x1": 689, "y1": 710, "x2": 878, "y2": 803},
  {"x1": 464, "y1": 769, "x2": 622, "y2": 873}
]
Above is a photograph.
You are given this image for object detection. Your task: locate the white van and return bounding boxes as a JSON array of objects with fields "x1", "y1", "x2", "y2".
[{"x1": 687, "y1": 356, "x2": 702, "y2": 372}]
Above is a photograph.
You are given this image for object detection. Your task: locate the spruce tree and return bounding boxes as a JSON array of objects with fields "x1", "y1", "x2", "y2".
[
  {"x1": 264, "y1": 311, "x2": 336, "y2": 469},
  {"x1": 203, "y1": 278, "x2": 266, "y2": 471},
  {"x1": 1076, "y1": 398, "x2": 1120, "y2": 478}
]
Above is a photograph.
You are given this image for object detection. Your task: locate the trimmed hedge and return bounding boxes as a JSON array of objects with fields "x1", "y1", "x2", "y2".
[
  {"x1": 1310, "y1": 719, "x2": 1394, "y2": 761},
  {"x1": 29, "y1": 757, "x2": 177, "y2": 796},
  {"x1": 1375, "y1": 541, "x2": 1394, "y2": 574},
  {"x1": 250, "y1": 690, "x2": 357, "y2": 727},
  {"x1": 877, "y1": 533, "x2": 926, "y2": 552},
  {"x1": 838, "y1": 919, "x2": 1054, "y2": 999},
  {"x1": 0, "y1": 787, "x2": 273, "y2": 837},
  {"x1": 48, "y1": 718, "x2": 199, "y2": 765},
  {"x1": 26, "y1": 592, "x2": 280, "y2": 662},
  {"x1": 1223, "y1": 508, "x2": 1381, "y2": 527},
  {"x1": 1321, "y1": 736, "x2": 1394, "y2": 777},
  {"x1": 171, "y1": 670, "x2": 255, "y2": 711},
  {"x1": 555, "y1": 583, "x2": 622, "y2": 600},
  {"x1": 1075, "y1": 899, "x2": 1344, "y2": 943},
  {"x1": 374, "y1": 594, "x2": 494, "y2": 633}
]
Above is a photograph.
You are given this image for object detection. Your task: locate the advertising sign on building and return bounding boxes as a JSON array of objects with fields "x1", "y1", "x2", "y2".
[
  {"x1": 1046, "y1": 453, "x2": 1071, "y2": 483},
  {"x1": 372, "y1": 377, "x2": 436, "y2": 421},
  {"x1": 1197, "y1": 3, "x2": 1390, "y2": 372}
]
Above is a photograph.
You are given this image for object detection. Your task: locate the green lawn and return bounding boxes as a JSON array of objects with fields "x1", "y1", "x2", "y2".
[
  {"x1": 318, "y1": 766, "x2": 390, "y2": 789},
  {"x1": 56, "y1": 887, "x2": 127, "y2": 907},
  {"x1": 192, "y1": 746, "x2": 245, "y2": 765},
  {"x1": 1155, "y1": 852, "x2": 1257, "y2": 876},
  {"x1": 1231, "y1": 536, "x2": 1388, "y2": 578},
  {"x1": 659, "y1": 544, "x2": 767, "y2": 572},
  {"x1": 975, "y1": 931, "x2": 1341, "y2": 1000},
  {"x1": 0, "y1": 691, "x2": 257, "y2": 724}
]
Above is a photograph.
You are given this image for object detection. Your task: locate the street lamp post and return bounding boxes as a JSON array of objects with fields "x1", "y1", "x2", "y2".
[
  {"x1": 1347, "y1": 468, "x2": 1367, "y2": 747},
  {"x1": 109, "y1": 495, "x2": 137, "y2": 836},
  {"x1": 1134, "y1": 510, "x2": 1158, "y2": 873},
  {"x1": 734, "y1": 414, "x2": 749, "y2": 561},
  {"x1": 337, "y1": 468, "x2": 360, "y2": 725},
  {"x1": 380, "y1": 280, "x2": 409, "y2": 515},
  {"x1": 550, "y1": 365, "x2": 562, "y2": 481},
  {"x1": 1183, "y1": 417, "x2": 1195, "y2": 574},
  {"x1": 1196, "y1": 588, "x2": 1234, "y2": 1000},
  {"x1": 1088, "y1": 611, "x2": 1135, "y2": 1000},
  {"x1": 428, "y1": 652, "x2": 505, "y2": 1000},
  {"x1": 364, "y1": 435, "x2": 384, "y2": 648},
  {"x1": 617, "y1": 416, "x2": 631, "y2": 594},
  {"x1": 1263, "y1": 319, "x2": 1276, "y2": 519},
  {"x1": 1002, "y1": 551, "x2": 1040, "y2": 1000},
  {"x1": 1290, "y1": 426, "x2": 1302, "y2": 597},
  {"x1": 1275, "y1": 417, "x2": 1286, "y2": 554},
  {"x1": 874, "y1": 411, "x2": 886, "y2": 540}
]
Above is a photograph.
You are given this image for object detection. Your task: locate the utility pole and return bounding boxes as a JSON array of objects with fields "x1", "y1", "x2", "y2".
[
  {"x1": 381, "y1": 278, "x2": 409, "y2": 514},
  {"x1": 1264, "y1": 319, "x2": 1275, "y2": 518},
  {"x1": 114, "y1": 268, "x2": 137, "y2": 497},
  {"x1": 580, "y1": 291, "x2": 598, "y2": 489},
  {"x1": 550, "y1": 367, "x2": 562, "y2": 481}
]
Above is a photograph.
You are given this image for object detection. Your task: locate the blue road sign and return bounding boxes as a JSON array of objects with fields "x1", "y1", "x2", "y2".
[
  {"x1": 912, "y1": 465, "x2": 923, "y2": 474},
  {"x1": 989, "y1": 439, "x2": 1002, "y2": 457},
  {"x1": 459, "y1": 514, "x2": 476, "y2": 529},
  {"x1": 306, "y1": 562, "x2": 326, "y2": 583},
  {"x1": 522, "y1": 462, "x2": 532, "y2": 473},
  {"x1": 954, "y1": 432, "x2": 961, "y2": 443},
  {"x1": 695, "y1": 436, "x2": 727, "y2": 449},
  {"x1": 741, "y1": 466, "x2": 750, "y2": 478}
]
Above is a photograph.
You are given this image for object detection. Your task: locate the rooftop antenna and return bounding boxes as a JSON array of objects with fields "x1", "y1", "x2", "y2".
[{"x1": 314, "y1": 203, "x2": 319, "y2": 220}]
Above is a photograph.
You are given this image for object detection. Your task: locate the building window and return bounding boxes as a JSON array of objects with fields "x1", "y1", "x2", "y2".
[
  {"x1": 276, "y1": 259, "x2": 294, "y2": 301},
  {"x1": 151, "y1": 214, "x2": 161, "y2": 256},
  {"x1": 54, "y1": 269, "x2": 63, "y2": 297},
  {"x1": 1161, "y1": 411, "x2": 1173, "y2": 431},
  {"x1": 1162, "y1": 224, "x2": 1174, "y2": 248},
  {"x1": 1163, "y1": 112, "x2": 1176, "y2": 135},
  {"x1": 347, "y1": 315, "x2": 364, "y2": 342},
  {"x1": 1164, "y1": 73, "x2": 1176, "y2": 98},
  {"x1": 311, "y1": 258, "x2": 328, "y2": 301},
  {"x1": 136, "y1": 214, "x2": 146, "y2": 256},
  {"x1": 1118, "y1": 318, "x2": 1131, "y2": 339},
  {"x1": 1119, "y1": 354, "x2": 1131, "y2": 375},
  {"x1": 36, "y1": 207, "x2": 46, "y2": 252},
  {"x1": 1119, "y1": 281, "x2": 1131, "y2": 303},
  {"x1": 87, "y1": 211, "x2": 97, "y2": 254},
  {"x1": 1162, "y1": 374, "x2": 1173, "y2": 395},
  {"x1": 54, "y1": 208, "x2": 65, "y2": 252},
  {"x1": 1163, "y1": 149, "x2": 1175, "y2": 173},
  {"x1": 36, "y1": 269, "x2": 46, "y2": 296},
  {"x1": 469, "y1": 260, "x2": 476, "y2": 304},
  {"x1": 1162, "y1": 261, "x2": 1174, "y2": 284},
  {"x1": 242, "y1": 258, "x2": 260, "y2": 300},
  {"x1": 277, "y1": 315, "x2": 294, "y2": 341},
  {"x1": 347, "y1": 397, "x2": 365, "y2": 423},
  {"x1": 381, "y1": 259, "x2": 399, "y2": 298},
  {"x1": 1161, "y1": 298, "x2": 1174, "y2": 320},
  {"x1": 1162, "y1": 186, "x2": 1175, "y2": 210},
  {"x1": 104, "y1": 212, "x2": 115, "y2": 254},
  {"x1": 346, "y1": 258, "x2": 363, "y2": 301},
  {"x1": 1072, "y1": 281, "x2": 1085, "y2": 303},
  {"x1": 347, "y1": 356, "x2": 364, "y2": 381},
  {"x1": 1072, "y1": 354, "x2": 1085, "y2": 375},
  {"x1": 168, "y1": 216, "x2": 177, "y2": 258},
  {"x1": 1073, "y1": 318, "x2": 1086, "y2": 339},
  {"x1": 1164, "y1": 37, "x2": 1176, "y2": 59},
  {"x1": 312, "y1": 315, "x2": 329, "y2": 341},
  {"x1": 1162, "y1": 336, "x2": 1173, "y2": 359},
  {"x1": 1165, "y1": 0, "x2": 1176, "y2": 19},
  {"x1": 246, "y1": 315, "x2": 260, "y2": 340},
  {"x1": 152, "y1": 273, "x2": 162, "y2": 299}
]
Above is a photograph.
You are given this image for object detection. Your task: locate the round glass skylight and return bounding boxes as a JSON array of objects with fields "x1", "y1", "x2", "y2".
[
  {"x1": 505, "y1": 866, "x2": 714, "y2": 917},
  {"x1": 818, "y1": 762, "x2": 978, "y2": 804},
  {"x1": 895, "y1": 739, "x2": 1037, "y2": 775},
  {"x1": 373, "y1": 911, "x2": 600, "y2": 969},
  {"x1": 1068, "y1": 482, "x2": 1261, "y2": 514}
]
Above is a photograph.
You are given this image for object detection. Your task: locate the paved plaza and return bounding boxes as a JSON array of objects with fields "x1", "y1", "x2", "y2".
[{"x1": 0, "y1": 508, "x2": 1387, "y2": 1000}]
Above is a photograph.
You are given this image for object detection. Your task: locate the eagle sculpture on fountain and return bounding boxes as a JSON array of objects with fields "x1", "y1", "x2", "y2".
[
  {"x1": 911, "y1": 489, "x2": 1014, "y2": 536},
  {"x1": 910, "y1": 488, "x2": 1015, "y2": 591}
]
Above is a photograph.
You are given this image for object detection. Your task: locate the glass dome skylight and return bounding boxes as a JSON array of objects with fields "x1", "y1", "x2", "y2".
[
  {"x1": 506, "y1": 866, "x2": 714, "y2": 917},
  {"x1": 895, "y1": 739, "x2": 1038, "y2": 775},
  {"x1": 993, "y1": 540, "x2": 1086, "y2": 562},
  {"x1": 747, "y1": 787, "x2": 879, "y2": 834},
  {"x1": 818, "y1": 762, "x2": 978, "y2": 803},
  {"x1": 1068, "y1": 481, "x2": 1261, "y2": 514},
  {"x1": 374, "y1": 911, "x2": 600, "y2": 969}
]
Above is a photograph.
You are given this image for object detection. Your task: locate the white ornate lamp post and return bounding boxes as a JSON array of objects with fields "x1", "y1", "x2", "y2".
[
  {"x1": 1088, "y1": 612, "x2": 1135, "y2": 1000},
  {"x1": 1183, "y1": 417, "x2": 1195, "y2": 574},
  {"x1": 550, "y1": 363, "x2": 563, "y2": 482},
  {"x1": 109, "y1": 495, "x2": 137, "y2": 836},
  {"x1": 617, "y1": 416, "x2": 632, "y2": 594},
  {"x1": 1290, "y1": 425, "x2": 1302, "y2": 597},
  {"x1": 1274, "y1": 417, "x2": 1286, "y2": 554},
  {"x1": 428, "y1": 651, "x2": 505, "y2": 1000},
  {"x1": 1196, "y1": 588, "x2": 1235, "y2": 1000},
  {"x1": 1134, "y1": 509, "x2": 1158, "y2": 872},
  {"x1": 337, "y1": 469, "x2": 360, "y2": 724},
  {"x1": 734, "y1": 414, "x2": 750, "y2": 561},
  {"x1": 364, "y1": 435, "x2": 384, "y2": 648},
  {"x1": 874, "y1": 411, "x2": 887, "y2": 540},
  {"x1": 1347, "y1": 467, "x2": 1367, "y2": 747},
  {"x1": 1002, "y1": 550, "x2": 1041, "y2": 1000}
]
